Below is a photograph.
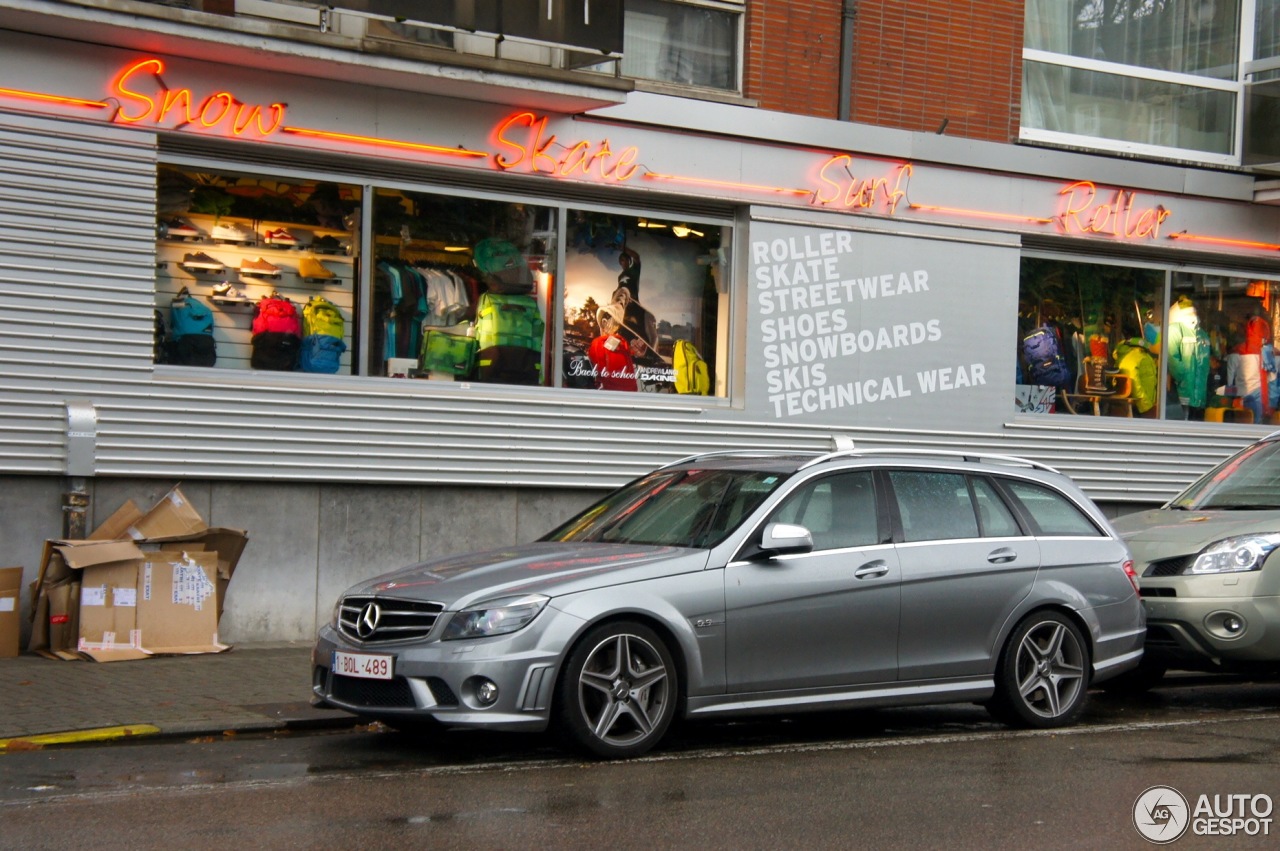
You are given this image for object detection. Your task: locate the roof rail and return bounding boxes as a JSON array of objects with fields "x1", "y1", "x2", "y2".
[
  {"x1": 798, "y1": 448, "x2": 1060, "y2": 473},
  {"x1": 659, "y1": 449, "x2": 809, "y2": 469}
]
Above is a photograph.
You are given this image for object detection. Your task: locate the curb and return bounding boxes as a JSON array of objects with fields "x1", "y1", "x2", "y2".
[
  {"x1": 0, "y1": 712, "x2": 361, "y2": 752},
  {"x1": 0, "y1": 725, "x2": 161, "y2": 752}
]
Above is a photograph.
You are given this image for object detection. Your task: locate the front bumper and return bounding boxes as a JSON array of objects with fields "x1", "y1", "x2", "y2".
[
  {"x1": 1138, "y1": 584, "x2": 1280, "y2": 669},
  {"x1": 312, "y1": 624, "x2": 563, "y2": 732}
]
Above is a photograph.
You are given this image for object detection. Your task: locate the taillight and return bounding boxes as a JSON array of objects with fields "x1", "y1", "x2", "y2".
[{"x1": 1122, "y1": 559, "x2": 1140, "y2": 593}]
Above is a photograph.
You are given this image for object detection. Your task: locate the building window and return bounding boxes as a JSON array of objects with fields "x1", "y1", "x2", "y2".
[
  {"x1": 155, "y1": 165, "x2": 729, "y2": 397},
  {"x1": 1016, "y1": 256, "x2": 1280, "y2": 425},
  {"x1": 1022, "y1": 0, "x2": 1244, "y2": 163},
  {"x1": 616, "y1": 0, "x2": 741, "y2": 91}
]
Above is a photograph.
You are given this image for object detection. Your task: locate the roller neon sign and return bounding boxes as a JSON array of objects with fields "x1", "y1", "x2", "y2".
[{"x1": 1056, "y1": 180, "x2": 1170, "y2": 240}]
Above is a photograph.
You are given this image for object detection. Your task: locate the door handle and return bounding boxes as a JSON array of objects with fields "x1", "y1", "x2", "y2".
[
  {"x1": 987, "y1": 548, "x2": 1017, "y2": 564},
  {"x1": 854, "y1": 562, "x2": 890, "y2": 579}
]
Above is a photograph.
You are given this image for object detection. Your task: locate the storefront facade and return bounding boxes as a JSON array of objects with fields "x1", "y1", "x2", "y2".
[{"x1": 4, "y1": 21, "x2": 1280, "y2": 641}]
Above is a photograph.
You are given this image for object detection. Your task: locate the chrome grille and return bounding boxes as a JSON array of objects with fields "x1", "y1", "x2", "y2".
[{"x1": 338, "y1": 595, "x2": 445, "y2": 643}]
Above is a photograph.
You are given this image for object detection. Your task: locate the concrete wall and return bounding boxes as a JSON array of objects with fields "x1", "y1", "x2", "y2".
[{"x1": 0, "y1": 475, "x2": 604, "y2": 649}]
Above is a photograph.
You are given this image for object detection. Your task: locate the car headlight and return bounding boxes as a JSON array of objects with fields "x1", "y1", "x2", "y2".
[
  {"x1": 1188, "y1": 534, "x2": 1280, "y2": 574},
  {"x1": 442, "y1": 594, "x2": 549, "y2": 640}
]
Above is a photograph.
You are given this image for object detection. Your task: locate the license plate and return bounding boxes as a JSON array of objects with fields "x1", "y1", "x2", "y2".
[{"x1": 333, "y1": 650, "x2": 393, "y2": 680}]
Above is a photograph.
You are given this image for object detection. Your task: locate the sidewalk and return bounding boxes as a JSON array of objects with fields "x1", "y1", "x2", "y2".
[{"x1": 0, "y1": 642, "x2": 358, "y2": 748}]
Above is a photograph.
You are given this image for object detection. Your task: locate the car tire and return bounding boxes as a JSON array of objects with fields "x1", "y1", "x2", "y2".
[
  {"x1": 555, "y1": 621, "x2": 678, "y2": 759},
  {"x1": 988, "y1": 611, "x2": 1091, "y2": 728}
]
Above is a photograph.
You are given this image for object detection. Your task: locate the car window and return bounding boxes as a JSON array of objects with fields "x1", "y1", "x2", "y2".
[
  {"x1": 1171, "y1": 440, "x2": 1280, "y2": 510},
  {"x1": 770, "y1": 471, "x2": 879, "y2": 551},
  {"x1": 544, "y1": 468, "x2": 786, "y2": 548},
  {"x1": 1002, "y1": 480, "x2": 1101, "y2": 537},
  {"x1": 972, "y1": 477, "x2": 1022, "y2": 537},
  {"x1": 889, "y1": 470, "x2": 979, "y2": 542}
]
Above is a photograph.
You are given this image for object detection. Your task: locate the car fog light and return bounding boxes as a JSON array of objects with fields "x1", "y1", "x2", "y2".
[
  {"x1": 475, "y1": 679, "x2": 499, "y2": 706},
  {"x1": 1224, "y1": 615, "x2": 1244, "y2": 634}
]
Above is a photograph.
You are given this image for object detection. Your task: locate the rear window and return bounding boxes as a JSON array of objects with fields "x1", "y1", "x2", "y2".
[{"x1": 1002, "y1": 480, "x2": 1101, "y2": 537}]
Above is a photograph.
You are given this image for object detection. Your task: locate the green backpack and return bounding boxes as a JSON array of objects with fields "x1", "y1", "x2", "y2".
[
  {"x1": 303, "y1": 296, "x2": 344, "y2": 339},
  {"x1": 474, "y1": 292, "x2": 544, "y2": 384}
]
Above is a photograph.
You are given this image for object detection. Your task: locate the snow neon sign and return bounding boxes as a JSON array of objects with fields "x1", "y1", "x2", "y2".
[{"x1": 109, "y1": 58, "x2": 286, "y2": 137}]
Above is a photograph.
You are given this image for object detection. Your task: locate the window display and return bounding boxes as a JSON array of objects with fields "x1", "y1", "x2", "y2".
[
  {"x1": 154, "y1": 166, "x2": 360, "y2": 373},
  {"x1": 1017, "y1": 257, "x2": 1280, "y2": 425},
  {"x1": 562, "y1": 212, "x2": 727, "y2": 396}
]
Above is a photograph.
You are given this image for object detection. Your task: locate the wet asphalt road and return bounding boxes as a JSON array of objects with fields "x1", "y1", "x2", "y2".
[{"x1": 1, "y1": 675, "x2": 1278, "y2": 850}]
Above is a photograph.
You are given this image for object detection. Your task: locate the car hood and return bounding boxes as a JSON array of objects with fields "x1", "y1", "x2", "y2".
[
  {"x1": 1111, "y1": 508, "x2": 1280, "y2": 559},
  {"x1": 345, "y1": 541, "x2": 711, "y2": 609}
]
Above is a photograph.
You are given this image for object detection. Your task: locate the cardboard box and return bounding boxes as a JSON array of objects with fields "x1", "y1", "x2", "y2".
[
  {"x1": 0, "y1": 567, "x2": 22, "y2": 658},
  {"x1": 26, "y1": 486, "x2": 247, "y2": 662}
]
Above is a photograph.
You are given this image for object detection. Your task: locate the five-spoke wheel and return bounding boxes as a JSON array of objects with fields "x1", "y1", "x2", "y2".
[
  {"x1": 557, "y1": 621, "x2": 677, "y2": 758},
  {"x1": 989, "y1": 611, "x2": 1090, "y2": 728}
]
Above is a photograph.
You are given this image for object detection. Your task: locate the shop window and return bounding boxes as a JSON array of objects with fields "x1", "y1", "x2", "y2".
[
  {"x1": 562, "y1": 211, "x2": 727, "y2": 396},
  {"x1": 154, "y1": 165, "x2": 361, "y2": 374},
  {"x1": 1015, "y1": 257, "x2": 1280, "y2": 425},
  {"x1": 370, "y1": 188, "x2": 556, "y2": 385}
]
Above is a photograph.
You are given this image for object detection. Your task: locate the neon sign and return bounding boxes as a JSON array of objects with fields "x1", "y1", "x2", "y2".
[
  {"x1": 812, "y1": 156, "x2": 912, "y2": 215},
  {"x1": 109, "y1": 58, "x2": 286, "y2": 138},
  {"x1": 492, "y1": 111, "x2": 640, "y2": 181},
  {"x1": 1056, "y1": 180, "x2": 1170, "y2": 240}
]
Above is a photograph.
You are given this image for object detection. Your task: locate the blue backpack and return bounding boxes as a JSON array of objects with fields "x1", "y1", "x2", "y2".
[
  {"x1": 299, "y1": 334, "x2": 347, "y2": 373},
  {"x1": 1022, "y1": 325, "x2": 1070, "y2": 387},
  {"x1": 168, "y1": 291, "x2": 216, "y2": 367}
]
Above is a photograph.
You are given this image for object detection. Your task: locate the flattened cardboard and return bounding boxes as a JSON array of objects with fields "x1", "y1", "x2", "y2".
[
  {"x1": 126, "y1": 486, "x2": 207, "y2": 542},
  {"x1": 0, "y1": 567, "x2": 22, "y2": 658},
  {"x1": 31, "y1": 579, "x2": 82, "y2": 660},
  {"x1": 88, "y1": 499, "x2": 143, "y2": 541},
  {"x1": 78, "y1": 560, "x2": 148, "y2": 663},
  {"x1": 138, "y1": 551, "x2": 227, "y2": 655}
]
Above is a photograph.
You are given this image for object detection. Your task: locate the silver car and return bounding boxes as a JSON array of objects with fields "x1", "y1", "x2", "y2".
[
  {"x1": 313, "y1": 446, "x2": 1145, "y2": 758},
  {"x1": 1112, "y1": 431, "x2": 1280, "y2": 685}
]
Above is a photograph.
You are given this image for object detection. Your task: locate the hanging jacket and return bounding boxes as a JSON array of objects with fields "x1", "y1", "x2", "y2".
[
  {"x1": 1113, "y1": 338, "x2": 1157, "y2": 414},
  {"x1": 1167, "y1": 301, "x2": 1211, "y2": 408}
]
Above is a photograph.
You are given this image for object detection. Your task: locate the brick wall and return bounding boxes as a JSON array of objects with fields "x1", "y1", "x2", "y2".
[{"x1": 744, "y1": 0, "x2": 1024, "y2": 143}]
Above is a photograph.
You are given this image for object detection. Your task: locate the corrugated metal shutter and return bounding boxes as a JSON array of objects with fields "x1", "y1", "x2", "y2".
[{"x1": 0, "y1": 112, "x2": 157, "y2": 473}]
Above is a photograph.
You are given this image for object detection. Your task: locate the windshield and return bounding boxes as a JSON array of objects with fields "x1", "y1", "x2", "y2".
[
  {"x1": 1171, "y1": 440, "x2": 1280, "y2": 510},
  {"x1": 543, "y1": 468, "x2": 788, "y2": 548}
]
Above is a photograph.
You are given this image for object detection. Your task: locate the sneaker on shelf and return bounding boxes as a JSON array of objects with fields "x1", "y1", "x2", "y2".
[
  {"x1": 240, "y1": 257, "x2": 281, "y2": 276},
  {"x1": 299, "y1": 254, "x2": 335, "y2": 280},
  {"x1": 211, "y1": 221, "x2": 253, "y2": 242},
  {"x1": 310, "y1": 234, "x2": 343, "y2": 254},
  {"x1": 263, "y1": 227, "x2": 299, "y2": 247},
  {"x1": 181, "y1": 251, "x2": 223, "y2": 270},
  {"x1": 161, "y1": 217, "x2": 201, "y2": 239},
  {"x1": 211, "y1": 282, "x2": 247, "y2": 299}
]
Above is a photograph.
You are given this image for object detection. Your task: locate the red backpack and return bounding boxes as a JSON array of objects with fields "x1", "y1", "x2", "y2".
[{"x1": 252, "y1": 295, "x2": 302, "y2": 336}]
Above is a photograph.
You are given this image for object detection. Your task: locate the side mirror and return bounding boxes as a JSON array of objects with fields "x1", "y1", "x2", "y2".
[{"x1": 756, "y1": 522, "x2": 814, "y2": 558}]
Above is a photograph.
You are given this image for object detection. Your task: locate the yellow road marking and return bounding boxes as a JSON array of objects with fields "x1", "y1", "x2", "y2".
[{"x1": 0, "y1": 724, "x2": 160, "y2": 752}]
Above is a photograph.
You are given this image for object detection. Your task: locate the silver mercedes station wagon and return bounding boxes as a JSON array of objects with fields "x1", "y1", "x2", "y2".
[{"x1": 313, "y1": 446, "x2": 1146, "y2": 758}]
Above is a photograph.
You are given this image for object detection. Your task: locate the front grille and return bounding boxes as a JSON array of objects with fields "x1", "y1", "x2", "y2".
[
  {"x1": 1146, "y1": 556, "x2": 1193, "y2": 577},
  {"x1": 331, "y1": 674, "x2": 416, "y2": 708},
  {"x1": 338, "y1": 595, "x2": 445, "y2": 643},
  {"x1": 1144, "y1": 624, "x2": 1181, "y2": 648},
  {"x1": 1140, "y1": 587, "x2": 1177, "y2": 598}
]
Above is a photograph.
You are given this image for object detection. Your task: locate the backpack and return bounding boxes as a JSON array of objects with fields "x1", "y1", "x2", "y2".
[
  {"x1": 168, "y1": 292, "x2": 216, "y2": 367},
  {"x1": 474, "y1": 292, "x2": 544, "y2": 384},
  {"x1": 251, "y1": 331, "x2": 301, "y2": 371},
  {"x1": 154, "y1": 309, "x2": 172, "y2": 364},
  {"x1": 299, "y1": 334, "x2": 347, "y2": 373},
  {"x1": 474, "y1": 238, "x2": 533, "y2": 293},
  {"x1": 302, "y1": 296, "x2": 345, "y2": 339},
  {"x1": 1022, "y1": 325, "x2": 1071, "y2": 387},
  {"x1": 420, "y1": 329, "x2": 478, "y2": 378},
  {"x1": 674, "y1": 340, "x2": 711, "y2": 395},
  {"x1": 252, "y1": 295, "x2": 302, "y2": 337}
]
